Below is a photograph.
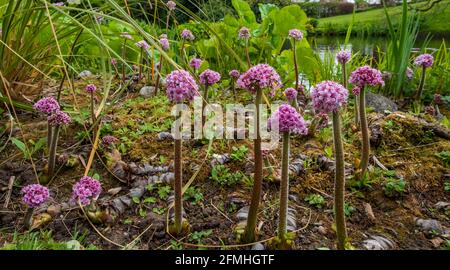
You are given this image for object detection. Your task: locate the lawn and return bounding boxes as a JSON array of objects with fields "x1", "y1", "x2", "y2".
[{"x1": 318, "y1": 0, "x2": 450, "y2": 35}]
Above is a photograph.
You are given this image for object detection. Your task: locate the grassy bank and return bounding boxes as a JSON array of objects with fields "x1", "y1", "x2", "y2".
[{"x1": 317, "y1": 0, "x2": 450, "y2": 36}]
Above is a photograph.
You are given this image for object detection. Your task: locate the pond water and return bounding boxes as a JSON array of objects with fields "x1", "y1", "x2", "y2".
[{"x1": 308, "y1": 35, "x2": 448, "y2": 56}]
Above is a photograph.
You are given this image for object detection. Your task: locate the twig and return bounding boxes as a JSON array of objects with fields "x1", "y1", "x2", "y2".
[
  {"x1": 123, "y1": 224, "x2": 153, "y2": 250},
  {"x1": 3, "y1": 176, "x2": 16, "y2": 208},
  {"x1": 210, "y1": 200, "x2": 233, "y2": 223}
]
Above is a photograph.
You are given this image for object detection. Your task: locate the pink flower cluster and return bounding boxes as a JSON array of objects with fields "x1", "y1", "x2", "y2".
[
  {"x1": 21, "y1": 184, "x2": 50, "y2": 208},
  {"x1": 199, "y1": 69, "x2": 221, "y2": 85},
  {"x1": 72, "y1": 176, "x2": 102, "y2": 206},
  {"x1": 238, "y1": 27, "x2": 250, "y2": 40},
  {"x1": 414, "y1": 53, "x2": 434, "y2": 68},
  {"x1": 85, "y1": 84, "x2": 97, "y2": 93},
  {"x1": 348, "y1": 65, "x2": 384, "y2": 88},
  {"x1": 434, "y1": 93, "x2": 443, "y2": 105},
  {"x1": 48, "y1": 110, "x2": 71, "y2": 126},
  {"x1": 352, "y1": 86, "x2": 361, "y2": 96},
  {"x1": 284, "y1": 88, "x2": 297, "y2": 102},
  {"x1": 236, "y1": 64, "x2": 282, "y2": 94},
  {"x1": 269, "y1": 104, "x2": 308, "y2": 134},
  {"x1": 135, "y1": 40, "x2": 150, "y2": 50},
  {"x1": 229, "y1": 70, "x2": 240, "y2": 79},
  {"x1": 33, "y1": 97, "x2": 60, "y2": 115},
  {"x1": 159, "y1": 34, "x2": 170, "y2": 51},
  {"x1": 166, "y1": 70, "x2": 199, "y2": 103},
  {"x1": 336, "y1": 50, "x2": 351, "y2": 64},
  {"x1": 189, "y1": 58, "x2": 203, "y2": 70},
  {"x1": 311, "y1": 80, "x2": 349, "y2": 113},
  {"x1": 288, "y1": 29, "x2": 303, "y2": 41},
  {"x1": 120, "y1": 32, "x2": 133, "y2": 40},
  {"x1": 167, "y1": 0, "x2": 176, "y2": 10},
  {"x1": 102, "y1": 135, "x2": 119, "y2": 146},
  {"x1": 181, "y1": 29, "x2": 195, "y2": 41},
  {"x1": 406, "y1": 67, "x2": 414, "y2": 80},
  {"x1": 111, "y1": 58, "x2": 117, "y2": 65}
]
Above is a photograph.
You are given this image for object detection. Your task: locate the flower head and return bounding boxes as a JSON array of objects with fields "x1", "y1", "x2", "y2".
[
  {"x1": 229, "y1": 70, "x2": 240, "y2": 79},
  {"x1": 434, "y1": 93, "x2": 443, "y2": 105},
  {"x1": 102, "y1": 135, "x2": 119, "y2": 146},
  {"x1": 189, "y1": 58, "x2": 203, "y2": 70},
  {"x1": 352, "y1": 86, "x2": 361, "y2": 96},
  {"x1": 406, "y1": 67, "x2": 414, "y2": 80},
  {"x1": 349, "y1": 65, "x2": 384, "y2": 88},
  {"x1": 21, "y1": 184, "x2": 50, "y2": 208},
  {"x1": 236, "y1": 64, "x2": 282, "y2": 94},
  {"x1": 311, "y1": 80, "x2": 349, "y2": 114},
  {"x1": 135, "y1": 40, "x2": 150, "y2": 50},
  {"x1": 425, "y1": 106, "x2": 436, "y2": 116},
  {"x1": 336, "y1": 50, "x2": 351, "y2": 64},
  {"x1": 48, "y1": 110, "x2": 71, "y2": 126},
  {"x1": 167, "y1": 0, "x2": 176, "y2": 10},
  {"x1": 159, "y1": 34, "x2": 170, "y2": 51},
  {"x1": 165, "y1": 70, "x2": 199, "y2": 103},
  {"x1": 85, "y1": 84, "x2": 97, "y2": 93},
  {"x1": 120, "y1": 32, "x2": 133, "y2": 40},
  {"x1": 33, "y1": 97, "x2": 60, "y2": 115},
  {"x1": 111, "y1": 58, "x2": 117, "y2": 65},
  {"x1": 288, "y1": 29, "x2": 303, "y2": 41},
  {"x1": 284, "y1": 88, "x2": 297, "y2": 103},
  {"x1": 72, "y1": 176, "x2": 102, "y2": 206},
  {"x1": 181, "y1": 29, "x2": 195, "y2": 41},
  {"x1": 199, "y1": 69, "x2": 221, "y2": 85},
  {"x1": 268, "y1": 104, "x2": 308, "y2": 134},
  {"x1": 414, "y1": 53, "x2": 434, "y2": 68},
  {"x1": 238, "y1": 27, "x2": 250, "y2": 40}
]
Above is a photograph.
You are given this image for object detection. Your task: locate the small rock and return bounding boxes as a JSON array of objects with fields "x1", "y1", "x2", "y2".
[
  {"x1": 139, "y1": 86, "x2": 155, "y2": 97},
  {"x1": 362, "y1": 235, "x2": 395, "y2": 250},
  {"x1": 363, "y1": 203, "x2": 376, "y2": 222},
  {"x1": 251, "y1": 243, "x2": 265, "y2": 250},
  {"x1": 108, "y1": 187, "x2": 122, "y2": 196},
  {"x1": 430, "y1": 237, "x2": 444, "y2": 248},
  {"x1": 157, "y1": 132, "x2": 174, "y2": 141},
  {"x1": 365, "y1": 91, "x2": 398, "y2": 113},
  {"x1": 434, "y1": 202, "x2": 450, "y2": 210},
  {"x1": 78, "y1": 70, "x2": 93, "y2": 78},
  {"x1": 415, "y1": 218, "x2": 445, "y2": 235}
]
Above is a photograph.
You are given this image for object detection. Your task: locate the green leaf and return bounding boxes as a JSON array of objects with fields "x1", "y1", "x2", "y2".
[
  {"x1": 232, "y1": 0, "x2": 256, "y2": 25},
  {"x1": 11, "y1": 138, "x2": 27, "y2": 155},
  {"x1": 271, "y1": 5, "x2": 307, "y2": 36},
  {"x1": 258, "y1": 3, "x2": 279, "y2": 21},
  {"x1": 132, "y1": 197, "x2": 140, "y2": 204}
]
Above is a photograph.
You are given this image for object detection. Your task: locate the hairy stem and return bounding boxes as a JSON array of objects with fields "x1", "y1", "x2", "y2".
[
  {"x1": 47, "y1": 125, "x2": 60, "y2": 181},
  {"x1": 415, "y1": 66, "x2": 427, "y2": 101},
  {"x1": 293, "y1": 39, "x2": 299, "y2": 90},
  {"x1": 278, "y1": 132, "x2": 290, "y2": 242},
  {"x1": 359, "y1": 88, "x2": 369, "y2": 177},
  {"x1": 174, "y1": 138, "x2": 183, "y2": 234},
  {"x1": 90, "y1": 92, "x2": 96, "y2": 141},
  {"x1": 154, "y1": 58, "x2": 164, "y2": 96},
  {"x1": 202, "y1": 84, "x2": 209, "y2": 126},
  {"x1": 47, "y1": 124, "x2": 53, "y2": 153},
  {"x1": 243, "y1": 88, "x2": 263, "y2": 243},
  {"x1": 138, "y1": 48, "x2": 143, "y2": 84},
  {"x1": 245, "y1": 40, "x2": 251, "y2": 68},
  {"x1": 24, "y1": 207, "x2": 34, "y2": 229},
  {"x1": 332, "y1": 112, "x2": 347, "y2": 250},
  {"x1": 121, "y1": 39, "x2": 126, "y2": 84}
]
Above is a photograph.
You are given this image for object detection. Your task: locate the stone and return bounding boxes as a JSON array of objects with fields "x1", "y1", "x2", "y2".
[
  {"x1": 415, "y1": 218, "x2": 445, "y2": 235},
  {"x1": 365, "y1": 91, "x2": 398, "y2": 113},
  {"x1": 362, "y1": 235, "x2": 395, "y2": 250},
  {"x1": 251, "y1": 243, "x2": 265, "y2": 250},
  {"x1": 139, "y1": 86, "x2": 155, "y2": 97},
  {"x1": 78, "y1": 70, "x2": 93, "y2": 78},
  {"x1": 434, "y1": 201, "x2": 450, "y2": 210}
]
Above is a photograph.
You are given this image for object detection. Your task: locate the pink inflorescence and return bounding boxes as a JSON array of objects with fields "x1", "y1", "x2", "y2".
[
  {"x1": 284, "y1": 88, "x2": 298, "y2": 102},
  {"x1": 135, "y1": 40, "x2": 150, "y2": 50},
  {"x1": 336, "y1": 50, "x2": 351, "y2": 64},
  {"x1": 199, "y1": 69, "x2": 221, "y2": 85},
  {"x1": 72, "y1": 176, "x2": 102, "y2": 206},
  {"x1": 229, "y1": 70, "x2": 240, "y2": 79},
  {"x1": 434, "y1": 93, "x2": 443, "y2": 105},
  {"x1": 48, "y1": 110, "x2": 71, "y2": 126},
  {"x1": 165, "y1": 70, "x2": 199, "y2": 103},
  {"x1": 349, "y1": 65, "x2": 384, "y2": 88},
  {"x1": 33, "y1": 97, "x2": 60, "y2": 115},
  {"x1": 181, "y1": 29, "x2": 195, "y2": 41},
  {"x1": 85, "y1": 84, "x2": 97, "y2": 93},
  {"x1": 414, "y1": 53, "x2": 434, "y2": 68},
  {"x1": 268, "y1": 104, "x2": 308, "y2": 134},
  {"x1": 189, "y1": 58, "x2": 203, "y2": 70},
  {"x1": 102, "y1": 135, "x2": 119, "y2": 146},
  {"x1": 311, "y1": 80, "x2": 349, "y2": 114},
  {"x1": 406, "y1": 67, "x2": 414, "y2": 80},
  {"x1": 352, "y1": 86, "x2": 361, "y2": 96},
  {"x1": 120, "y1": 32, "x2": 133, "y2": 40},
  {"x1": 159, "y1": 34, "x2": 170, "y2": 51},
  {"x1": 288, "y1": 29, "x2": 303, "y2": 41},
  {"x1": 111, "y1": 58, "x2": 117, "y2": 65},
  {"x1": 237, "y1": 64, "x2": 282, "y2": 94},
  {"x1": 238, "y1": 27, "x2": 250, "y2": 40},
  {"x1": 167, "y1": 0, "x2": 176, "y2": 10},
  {"x1": 21, "y1": 184, "x2": 50, "y2": 208}
]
